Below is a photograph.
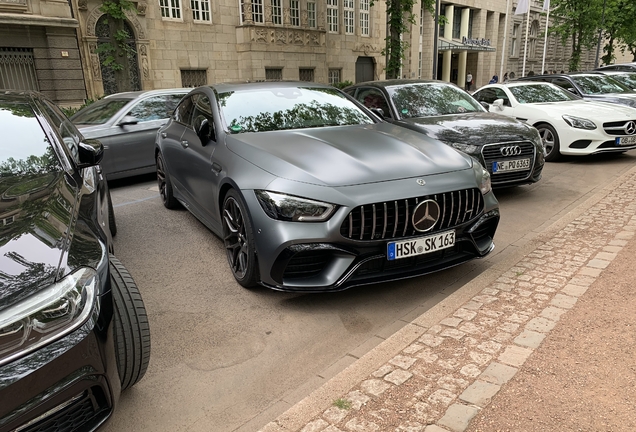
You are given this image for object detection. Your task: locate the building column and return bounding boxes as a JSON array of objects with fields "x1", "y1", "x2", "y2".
[
  {"x1": 441, "y1": 4, "x2": 454, "y2": 82},
  {"x1": 458, "y1": 7, "x2": 469, "y2": 88}
]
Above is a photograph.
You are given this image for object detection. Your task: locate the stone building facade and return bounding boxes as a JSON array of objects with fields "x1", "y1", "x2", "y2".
[{"x1": 0, "y1": 0, "x2": 87, "y2": 104}]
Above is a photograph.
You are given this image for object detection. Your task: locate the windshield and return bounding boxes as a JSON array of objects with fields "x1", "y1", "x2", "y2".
[
  {"x1": 71, "y1": 98, "x2": 131, "y2": 125},
  {"x1": 509, "y1": 84, "x2": 579, "y2": 103},
  {"x1": 607, "y1": 73, "x2": 636, "y2": 90},
  {"x1": 387, "y1": 83, "x2": 484, "y2": 119},
  {"x1": 218, "y1": 87, "x2": 374, "y2": 133},
  {"x1": 571, "y1": 75, "x2": 632, "y2": 95}
]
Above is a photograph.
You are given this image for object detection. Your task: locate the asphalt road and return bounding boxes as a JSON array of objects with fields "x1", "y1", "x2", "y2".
[{"x1": 103, "y1": 153, "x2": 636, "y2": 432}]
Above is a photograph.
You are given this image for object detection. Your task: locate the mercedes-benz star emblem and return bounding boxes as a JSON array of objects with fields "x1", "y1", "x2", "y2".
[
  {"x1": 412, "y1": 200, "x2": 440, "y2": 232},
  {"x1": 500, "y1": 145, "x2": 522, "y2": 157},
  {"x1": 625, "y1": 121, "x2": 636, "y2": 135},
  {"x1": 416, "y1": 179, "x2": 426, "y2": 186}
]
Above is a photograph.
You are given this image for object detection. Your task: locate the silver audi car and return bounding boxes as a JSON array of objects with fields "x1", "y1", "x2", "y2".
[{"x1": 155, "y1": 82, "x2": 500, "y2": 292}]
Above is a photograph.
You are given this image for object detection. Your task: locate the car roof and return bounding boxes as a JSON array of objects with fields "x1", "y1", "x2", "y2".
[
  {"x1": 103, "y1": 88, "x2": 191, "y2": 99},
  {"x1": 206, "y1": 81, "x2": 336, "y2": 94},
  {"x1": 348, "y1": 79, "x2": 442, "y2": 88}
]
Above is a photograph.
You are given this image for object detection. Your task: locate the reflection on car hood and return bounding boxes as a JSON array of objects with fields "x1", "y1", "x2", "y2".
[
  {"x1": 584, "y1": 93, "x2": 636, "y2": 107},
  {"x1": 397, "y1": 112, "x2": 535, "y2": 144},
  {"x1": 0, "y1": 172, "x2": 73, "y2": 310},
  {"x1": 227, "y1": 123, "x2": 471, "y2": 187},
  {"x1": 74, "y1": 124, "x2": 110, "y2": 138},
  {"x1": 530, "y1": 100, "x2": 636, "y2": 120}
]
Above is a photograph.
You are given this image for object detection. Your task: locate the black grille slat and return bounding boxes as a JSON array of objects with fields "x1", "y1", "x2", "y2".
[
  {"x1": 284, "y1": 251, "x2": 332, "y2": 279},
  {"x1": 603, "y1": 120, "x2": 636, "y2": 136},
  {"x1": 481, "y1": 141, "x2": 536, "y2": 185},
  {"x1": 340, "y1": 188, "x2": 484, "y2": 241}
]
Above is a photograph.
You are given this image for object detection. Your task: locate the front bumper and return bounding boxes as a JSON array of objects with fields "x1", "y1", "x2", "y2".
[
  {"x1": 0, "y1": 290, "x2": 120, "y2": 432},
  {"x1": 245, "y1": 176, "x2": 500, "y2": 292},
  {"x1": 560, "y1": 127, "x2": 636, "y2": 156}
]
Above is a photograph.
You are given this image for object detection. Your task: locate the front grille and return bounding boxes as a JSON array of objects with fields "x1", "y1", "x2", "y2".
[
  {"x1": 603, "y1": 120, "x2": 636, "y2": 136},
  {"x1": 340, "y1": 188, "x2": 483, "y2": 241},
  {"x1": 283, "y1": 250, "x2": 332, "y2": 279},
  {"x1": 481, "y1": 141, "x2": 535, "y2": 184}
]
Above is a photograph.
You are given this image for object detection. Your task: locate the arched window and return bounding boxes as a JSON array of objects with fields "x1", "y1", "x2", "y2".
[
  {"x1": 96, "y1": 15, "x2": 141, "y2": 95},
  {"x1": 529, "y1": 20, "x2": 539, "y2": 59}
]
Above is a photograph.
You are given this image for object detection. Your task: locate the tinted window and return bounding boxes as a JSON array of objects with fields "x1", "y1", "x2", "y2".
[
  {"x1": 387, "y1": 83, "x2": 484, "y2": 118},
  {"x1": 474, "y1": 88, "x2": 497, "y2": 104},
  {"x1": 509, "y1": 84, "x2": 579, "y2": 103},
  {"x1": 218, "y1": 86, "x2": 373, "y2": 133},
  {"x1": 570, "y1": 75, "x2": 631, "y2": 94},
  {"x1": 0, "y1": 102, "x2": 62, "y2": 178},
  {"x1": 71, "y1": 98, "x2": 131, "y2": 125},
  {"x1": 551, "y1": 78, "x2": 575, "y2": 92},
  {"x1": 355, "y1": 88, "x2": 392, "y2": 118},
  {"x1": 609, "y1": 73, "x2": 636, "y2": 89},
  {"x1": 175, "y1": 96, "x2": 195, "y2": 125},
  {"x1": 127, "y1": 94, "x2": 186, "y2": 122}
]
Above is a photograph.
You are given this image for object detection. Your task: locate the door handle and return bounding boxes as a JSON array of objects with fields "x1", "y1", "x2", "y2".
[
  {"x1": 181, "y1": 140, "x2": 189, "y2": 149},
  {"x1": 161, "y1": 132, "x2": 167, "y2": 138},
  {"x1": 212, "y1": 162, "x2": 222, "y2": 174}
]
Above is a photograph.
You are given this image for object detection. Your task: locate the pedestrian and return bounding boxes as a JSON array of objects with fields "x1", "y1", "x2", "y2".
[
  {"x1": 489, "y1": 74, "x2": 498, "y2": 84},
  {"x1": 466, "y1": 71, "x2": 473, "y2": 91},
  {"x1": 503, "y1": 72, "x2": 509, "y2": 83}
]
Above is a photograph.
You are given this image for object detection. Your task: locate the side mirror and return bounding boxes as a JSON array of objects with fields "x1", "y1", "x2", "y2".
[
  {"x1": 195, "y1": 116, "x2": 214, "y2": 145},
  {"x1": 492, "y1": 99, "x2": 505, "y2": 111},
  {"x1": 117, "y1": 115, "x2": 139, "y2": 126},
  {"x1": 566, "y1": 87, "x2": 577, "y2": 94},
  {"x1": 77, "y1": 139, "x2": 104, "y2": 168},
  {"x1": 479, "y1": 101, "x2": 490, "y2": 111},
  {"x1": 370, "y1": 107, "x2": 386, "y2": 119}
]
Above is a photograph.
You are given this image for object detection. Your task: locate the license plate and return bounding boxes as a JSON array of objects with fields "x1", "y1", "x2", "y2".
[
  {"x1": 492, "y1": 158, "x2": 530, "y2": 173},
  {"x1": 387, "y1": 230, "x2": 455, "y2": 261},
  {"x1": 616, "y1": 136, "x2": 636, "y2": 146}
]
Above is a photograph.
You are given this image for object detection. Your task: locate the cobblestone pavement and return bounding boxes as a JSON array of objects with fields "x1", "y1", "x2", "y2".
[{"x1": 259, "y1": 165, "x2": 636, "y2": 432}]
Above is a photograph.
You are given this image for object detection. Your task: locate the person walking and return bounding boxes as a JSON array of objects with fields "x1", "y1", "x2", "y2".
[{"x1": 466, "y1": 71, "x2": 473, "y2": 91}]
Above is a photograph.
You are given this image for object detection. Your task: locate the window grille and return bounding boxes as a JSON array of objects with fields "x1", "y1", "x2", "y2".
[
  {"x1": 344, "y1": 0, "x2": 354, "y2": 34},
  {"x1": 265, "y1": 68, "x2": 283, "y2": 80},
  {"x1": 359, "y1": 0, "x2": 369, "y2": 36},
  {"x1": 299, "y1": 68, "x2": 314, "y2": 82},
  {"x1": 191, "y1": 0, "x2": 211, "y2": 21},
  {"x1": 307, "y1": 0, "x2": 316, "y2": 27},
  {"x1": 327, "y1": 0, "x2": 338, "y2": 33},
  {"x1": 328, "y1": 69, "x2": 341, "y2": 85},
  {"x1": 290, "y1": 0, "x2": 300, "y2": 25},
  {"x1": 0, "y1": 48, "x2": 39, "y2": 91},
  {"x1": 160, "y1": 0, "x2": 182, "y2": 19},
  {"x1": 181, "y1": 69, "x2": 207, "y2": 87}
]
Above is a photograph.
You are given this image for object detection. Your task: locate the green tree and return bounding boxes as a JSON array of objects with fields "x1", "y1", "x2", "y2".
[
  {"x1": 550, "y1": 0, "x2": 602, "y2": 71},
  {"x1": 614, "y1": 0, "x2": 636, "y2": 61},
  {"x1": 97, "y1": 0, "x2": 137, "y2": 92}
]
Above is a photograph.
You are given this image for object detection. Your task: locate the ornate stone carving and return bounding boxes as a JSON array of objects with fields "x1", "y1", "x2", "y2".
[
  {"x1": 136, "y1": 1, "x2": 147, "y2": 15},
  {"x1": 300, "y1": 10, "x2": 307, "y2": 26},
  {"x1": 242, "y1": 1, "x2": 253, "y2": 24},
  {"x1": 309, "y1": 32, "x2": 320, "y2": 46},
  {"x1": 77, "y1": 0, "x2": 88, "y2": 11},
  {"x1": 252, "y1": 28, "x2": 268, "y2": 43},
  {"x1": 275, "y1": 30, "x2": 287, "y2": 44},
  {"x1": 292, "y1": 31, "x2": 304, "y2": 45},
  {"x1": 264, "y1": 5, "x2": 272, "y2": 23},
  {"x1": 88, "y1": 42, "x2": 102, "y2": 80},
  {"x1": 317, "y1": 12, "x2": 325, "y2": 30},
  {"x1": 86, "y1": 7, "x2": 146, "y2": 39},
  {"x1": 354, "y1": 43, "x2": 379, "y2": 54}
]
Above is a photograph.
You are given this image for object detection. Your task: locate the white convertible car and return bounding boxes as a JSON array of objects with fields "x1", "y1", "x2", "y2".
[{"x1": 473, "y1": 82, "x2": 636, "y2": 161}]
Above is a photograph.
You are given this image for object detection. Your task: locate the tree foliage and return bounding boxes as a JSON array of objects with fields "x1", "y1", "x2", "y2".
[
  {"x1": 550, "y1": 0, "x2": 602, "y2": 71},
  {"x1": 97, "y1": 0, "x2": 137, "y2": 92}
]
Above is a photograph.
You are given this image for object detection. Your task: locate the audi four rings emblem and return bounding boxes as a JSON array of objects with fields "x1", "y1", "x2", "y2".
[
  {"x1": 412, "y1": 200, "x2": 440, "y2": 232},
  {"x1": 625, "y1": 121, "x2": 636, "y2": 135},
  {"x1": 500, "y1": 145, "x2": 522, "y2": 156}
]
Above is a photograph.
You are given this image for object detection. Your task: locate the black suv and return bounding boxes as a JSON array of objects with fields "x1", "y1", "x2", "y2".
[
  {"x1": 0, "y1": 92, "x2": 150, "y2": 431},
  {"x1": 515, "y1": 72, "x2": 636, "y2": 107}
]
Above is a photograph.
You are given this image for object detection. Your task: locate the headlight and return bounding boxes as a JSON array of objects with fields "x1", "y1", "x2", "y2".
[
  {"x1": 478, "y1": 165, "x2": 492, "y2": 195},
  {"x1": 448, "y1": 142, "x2": 479, "y2": 154},
  {"x1": 562, "y1": 115, "x2": 597, "y2": 130},
  {"x1": 0, "y1": 268, "x2": 98, "y2": 366},
  {"x1": 255, "y1": 190, "x2": 337, "y2": 222}
]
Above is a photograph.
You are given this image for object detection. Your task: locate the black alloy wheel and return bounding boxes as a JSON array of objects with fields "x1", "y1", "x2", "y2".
[
  {"x1": 222, "y1": 190, "x2": 259, "y2": 288},
  {"x1": 156, "y1": 154, "x2": 178, "y2": 209},
  {"x1": 536, "y1": 123, "x2": 561, "y2": 162}
]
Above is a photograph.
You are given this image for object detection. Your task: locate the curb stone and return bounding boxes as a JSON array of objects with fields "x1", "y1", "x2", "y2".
[{"x1": 260, "y1": 164, "x2": 636, "y2": 432}]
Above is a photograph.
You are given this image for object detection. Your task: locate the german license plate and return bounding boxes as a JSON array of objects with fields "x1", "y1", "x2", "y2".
[
  {"x1": 492, "y1": 158, "x2": 530, "y2": 173},
  {"x1": 387, "y1": 230, "x2": 455, "y2": 261},
  {"x1": 616, "y1": 136, "x2": 636, "y2": 146}
]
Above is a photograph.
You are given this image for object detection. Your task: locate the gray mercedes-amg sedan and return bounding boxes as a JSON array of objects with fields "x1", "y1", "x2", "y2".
[{"x1": 155, "y1": 82, "x2": 500, "y2": 292}]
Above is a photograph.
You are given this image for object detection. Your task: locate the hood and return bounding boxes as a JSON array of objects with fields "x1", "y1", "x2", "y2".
[
  {"x1": 584, "y1": 94, "x2": 636, "y2": 108},
  {"x1": 531, "y1": 99, "x2": 636, "y2": 121},
  {"x1": 0, "y1": 171, "x2": 75, "y2": 310},
  {"x1": 74, "y1": 124, "x2": 111, "y2": 138},
  {"x1": 396, "y1": 112, "x2": 536, "y2": 144},
  {"x1": 226, "y1": 123, "x2": 472, "y2": 187}
]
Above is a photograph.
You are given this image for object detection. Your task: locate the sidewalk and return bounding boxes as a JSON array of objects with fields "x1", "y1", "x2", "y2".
[{"x1": 259, "y1": 164, "x2": 636, "y2": 432}]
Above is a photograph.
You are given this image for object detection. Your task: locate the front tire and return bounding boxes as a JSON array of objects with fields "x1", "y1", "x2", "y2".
[
  {"x1": 222, "y1": 190, "x2": 259, "y2": 288},
  {"x1": 110, "y1": 254, "x2": 151, "y2": 390},
  {"x1": 156, "y1": 153, "x2": 178, "y2": 209},
  {"x1": 536, "y1": 123, "x2": 561, "y2": 162}
]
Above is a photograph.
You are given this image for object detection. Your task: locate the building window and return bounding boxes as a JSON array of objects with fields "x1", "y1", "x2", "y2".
[
  {"x1": 266, "y1": 68, "x2": 283, "y2": 80},
  {"x1": 418, "y1": 51, "x2": 422, "y2": 79},
  {"x1": 452, "y1": 8, "x2": 461, "y2": 39},
  {"x1": 290, "y1": 0, "x2": 300, "y2": 25},
  {"x1": 299, "y1": 68, "x2": 314, "y2": 81},
  {"x1": 359, "y1": 0, "x2": 369, "y2": 36},
  {"x1": 191, "y1": 0, "x2": 211, "y2": 21},
  {"x1": 328, "y1": 68, "x2": 341, "y2": 85},
  {"x1": 510, "y1": 23, "x2": 519, "y2": 57},
  {"x1": 529, "y1": 20, "x2": 539, "y2": 59},
  {"x1": 272, "y1": 0, "x2": 282, "y2": 24},
  {"x1": 327, "y1": 0, "x2": 339, "y2": 33},
  {"x1": 439, "y1": 4, "x2": 445, "y2": 35},
  {"x1": 181, "y1": 69, "x2": 207, "y2": 87},
  {"x1": 160, "y1": 0, "x2": 182, "y2": 19},
  {"x1": 467, "y1": 9, "x2": 473, "y2": 38},
  {"x1": 241, "y1": 0, "x2": 264, "y2": 23},
  {"x1": 307, "y1": 0, "x2": 316, "y2": 27},
  {"x1": 0, "y1": 48, "x2": 39, "y2": 91},
  {"x1": 344, "y1": 0, "x2": 354, "y2": 34}
]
